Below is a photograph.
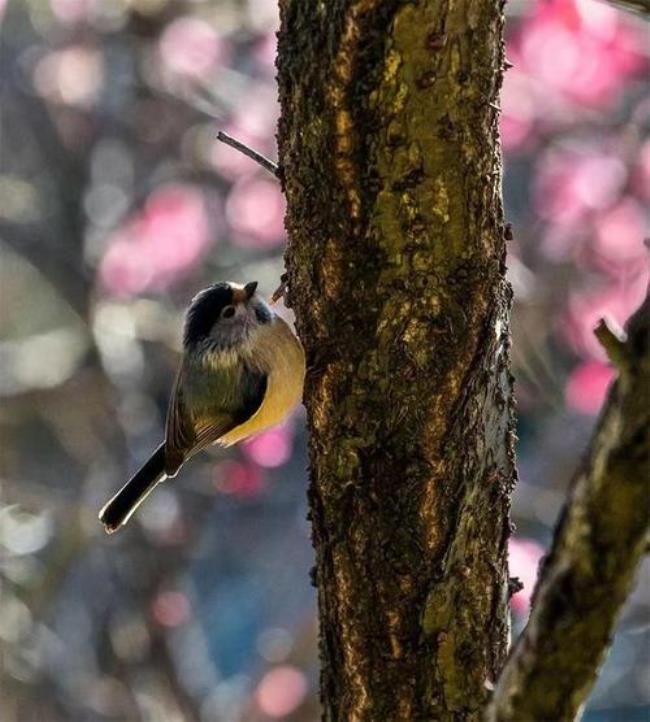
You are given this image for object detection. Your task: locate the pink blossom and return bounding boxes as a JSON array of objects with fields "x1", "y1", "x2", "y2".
[
  {"x1": 213, "y1": 460, "x2": 265, "y2": 497},
  {"x1": 514, "y1": 0, "x2": 647, "y2": 109},
  {"x1": 253, "y1": 31, "x2": 278, "y2": 74},
  {"x1": 243, "y1": 423, "x2": 293, "y2": 468},
  {"x1": 33, "y1": 46, "x2": 104, "y2": 108},
  {"x1": 255, "y1": 665, "x2": 308, "y2": 718},
  {"x1": 226, "y1": 177, "x2": 286, "y2": 248},
  {"x1": 500, "y1": 69, "x2": 536, "y2": 151},
  {"x1": 539, "y1": 225, "x2": 589, "y2": 265},
  {"x1": 534, "y1": 148, "x2": 627, "y2": 230},
  {"x1": 99, "y1": 184, "x2": 212, "y2": 297},
  {"x1": 49, "y1": 0, "x2": 92, "y2": 24},
  {"x1": 563, "y1": 277, "x2": 648, "y2": 360},
  {"x1": 152, "y1": 590, "x2": 191, "y2": 628},
  {"x1": 231, "y1": 84, "x2": 280, "y2": 139},
  {"x1": 509, "y1": 537, "x2": 545, "y2": 615},
  {"x1": 592, "y1": 199, "x2": 648, "y2": 273},
  {"x1": 501, "y1": 0, "x2": 648, "y2": 148},
  {"x1": 159, "y1": 17, "x2": 226, "y2": 81},
  {"x1": 566, "y1": 360, "x2": 615, "y2": 415}
]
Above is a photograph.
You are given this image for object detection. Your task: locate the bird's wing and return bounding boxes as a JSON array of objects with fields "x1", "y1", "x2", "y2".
[
  {"x1": 164, "y1": 362, "x2": 268, "y2": 473},
  {"x1": 198, "y1": 369, "x2": 267, "y2": 442},
  {"x1": 164, "y1": 372, "x2": 198, "y2": 474}
]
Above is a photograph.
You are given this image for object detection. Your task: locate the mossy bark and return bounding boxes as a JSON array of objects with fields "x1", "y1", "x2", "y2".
[
  {"x1": 276, "y1": 2, "x2": 514, "y2": 720},
  {"x1": 487, "y1": 299, "x2": 650, "y2": 722}
]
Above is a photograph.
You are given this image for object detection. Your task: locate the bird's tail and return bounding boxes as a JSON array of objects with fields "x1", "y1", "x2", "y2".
[{"x1": 99, "y1": 443, "x2": 167, "y2": 534}]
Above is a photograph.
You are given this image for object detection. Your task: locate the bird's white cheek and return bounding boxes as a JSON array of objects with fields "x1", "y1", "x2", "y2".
[{"x1": 207, "y1": 317, "x2": 246, "y2": 346}]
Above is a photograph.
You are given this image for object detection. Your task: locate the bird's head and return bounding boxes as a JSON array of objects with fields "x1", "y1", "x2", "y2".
[{"x1": 183, "y1": 281, "x2": 273, "y2": 353}]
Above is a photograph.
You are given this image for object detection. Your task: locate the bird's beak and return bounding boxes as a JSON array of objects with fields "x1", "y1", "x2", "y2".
[{"x1": 244, "y1": 281, "x2": 258, "y2": 300}]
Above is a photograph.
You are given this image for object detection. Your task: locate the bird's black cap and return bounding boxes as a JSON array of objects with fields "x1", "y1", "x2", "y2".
[{"x1": 183, "y1": 283, "x2": 234, "y2": 347}]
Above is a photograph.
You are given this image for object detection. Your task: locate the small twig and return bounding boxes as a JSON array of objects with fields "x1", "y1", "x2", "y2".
[
  {"x1": 216, "y1": 131, "x2": 279, "y2": 178},
  {"x1": 216, "y1": 130, "x2": 286, "y2": 302},
  {"x1": 507, "y1": 576, "x2": 524, "y2": 598},
  {"x1": 595, "y1": 316, "x2": 629, "y2": 370},
  {"x1": 271, "y1": 273, "x2": 289, "y2": 305}
]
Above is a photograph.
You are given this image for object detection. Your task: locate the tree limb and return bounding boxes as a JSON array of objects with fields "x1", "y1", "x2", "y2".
[
  {"x1": 486, "y1": 294, "x2": 650, "y2": 722},
  {"x1": 605, "y1": 0, "x2": 650, "y2": 17}
]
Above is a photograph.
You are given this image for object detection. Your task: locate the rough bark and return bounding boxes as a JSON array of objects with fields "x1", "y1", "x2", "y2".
[
  {"x1": 486, "y1": 297, "x2": 650, "y2": 722},
  {"x1": 277, "y1": 2, "x2": 514, "y2": 720}
]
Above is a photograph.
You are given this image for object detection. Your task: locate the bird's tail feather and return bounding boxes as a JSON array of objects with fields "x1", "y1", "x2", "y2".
[{"x1": 99, "y1": 443, "x2": 167, "y2": 534}]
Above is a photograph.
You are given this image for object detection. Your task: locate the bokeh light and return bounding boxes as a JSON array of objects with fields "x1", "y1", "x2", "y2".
[
  {"x1": 1, "y1": 0, "x2": 648, "y2": 720},
  {"x1": 99, "y1": 184, "x2": 212, "y2": 297},
  {"x1": 255, "y1": 665, "x2": 308, "y2": 718}
]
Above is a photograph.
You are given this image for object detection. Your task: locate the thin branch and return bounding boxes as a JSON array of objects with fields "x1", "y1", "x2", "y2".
[
  {"x1": 270, "y1": 273, "x2": 289, "y2": 305},
  {"x1": 215, "y1": 131, "x2": 279, "y2": 177},
  {"x1": 216, "y1": 131, "x2": 286, "y2": 300},
  {"x1": 594, "y1": 317, "x2": 629, "y2": 370},
  {"x1": 487, "y1": 294, "x2": 650, "y2": 722},
  {"x1": 605, "y1": 0, "x2": 650, "y2": 16}
]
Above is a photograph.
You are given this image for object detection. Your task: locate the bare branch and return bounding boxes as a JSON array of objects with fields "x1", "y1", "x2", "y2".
[
  {"x1": 487, "y1": 294, "x2": 650, "y2": 722},
  {"x1": 605, "y1": 0, "x2": 650, "y2": 16},
  {"x1": 215, "y1": 131, "x2": 279, "y2": 177},
  {"x1": 270, "y1": 273, "x2": 289, "y2": 305},
  {"x1": 594, "y1": 317, "x2": 629, "y2": 370}
]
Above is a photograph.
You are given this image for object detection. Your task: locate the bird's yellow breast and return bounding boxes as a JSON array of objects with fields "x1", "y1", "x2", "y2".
[{"x1": 218, "y1": 316, "x2": 305, "y2": 446}]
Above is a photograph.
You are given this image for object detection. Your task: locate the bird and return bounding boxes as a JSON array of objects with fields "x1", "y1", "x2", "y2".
[{"x1": 99, "y1": 281, "x2": 305, "y2": 534}]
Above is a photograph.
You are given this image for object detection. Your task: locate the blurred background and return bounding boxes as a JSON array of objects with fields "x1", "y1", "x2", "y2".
[{"x1": 0, "y1": 0, "x2": 648, "y2": 720}]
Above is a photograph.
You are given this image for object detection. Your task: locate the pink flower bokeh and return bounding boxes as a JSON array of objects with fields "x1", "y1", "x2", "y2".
[
  {"x1": 152, "y1": 590, "x2": 191, "y2": 628},
  {"x1": 500, "y1": 0, "x2": 648, "y2": 149},
  {"x1": 159, "y1": 16, "x2": 227, "y2": 81},
  {"x1": 534, "y1": 145, "x2": 648, "y2": 277},
  {"x1": 213, "y1": 460, "x2": 266, "y2": 498},
  {"x1": 519, "y1": 0, "x2": 644, "y2": 106},
  {"x1": 534, "y1": 148, "x2": 628, "y2": 229},
  {"x1": 243, "y1": 422, "x2": 294, "y2": 468},
  {"x1": 226, "y1": 177, "x2": 286, "y2": 248},
  {"x1": 509, "y1": 537, "x2": 545, "y2": 615},
  {"x1": 49, "y1": 0, "x2": 92, "y2": 25},
  {"x1": 99, "y1": 184, "x2": 213, "y2": 297},
  {"x1": 563, "y1": 276, "x2": 648, "y2": 362},
  {"x1": 255, "y1": 665, "x2": 308, "y2": 718},
  {"x1": 252, "y1": 31, "x2": 278, "y2": 74},
  {"x1": 566, "y1": 360, "x2": 615, "y2": 415}
]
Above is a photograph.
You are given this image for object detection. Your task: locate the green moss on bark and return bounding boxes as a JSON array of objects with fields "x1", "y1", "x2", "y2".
[{"x1": 277, "y1": 1, "x2": 513, "y2": 719}]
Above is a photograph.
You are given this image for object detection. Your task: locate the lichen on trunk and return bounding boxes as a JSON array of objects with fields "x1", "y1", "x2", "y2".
[{"x1": 276, "y1": 1, "x2": 514, "y2": 719}]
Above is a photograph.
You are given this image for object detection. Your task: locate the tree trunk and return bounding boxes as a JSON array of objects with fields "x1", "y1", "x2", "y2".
[{"x1": 276, "y1": 2, "x2": 514, "y2": 720}]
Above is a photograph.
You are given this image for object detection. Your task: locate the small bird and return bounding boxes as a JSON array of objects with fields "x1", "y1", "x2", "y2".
[{"x1": 99, "y1": 281, "x2": 305, "y2": 534}]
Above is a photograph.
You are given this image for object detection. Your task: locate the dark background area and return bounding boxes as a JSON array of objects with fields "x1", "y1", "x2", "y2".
[{"x1": 1, "y1": 0, "x2": 648, "y2": 720}]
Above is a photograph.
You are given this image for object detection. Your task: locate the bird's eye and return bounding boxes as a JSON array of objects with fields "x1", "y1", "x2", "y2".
[{"x1": 221, "y1": 305, "x2": 236, "y2": 319}]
